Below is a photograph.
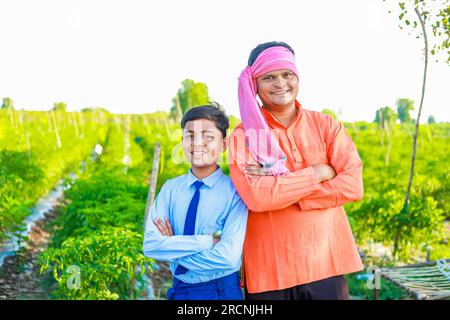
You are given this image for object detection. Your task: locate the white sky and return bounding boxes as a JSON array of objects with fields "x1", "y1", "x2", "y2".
[{"x1": 1, "y1": 0, "x2": 449, "y2": 122}]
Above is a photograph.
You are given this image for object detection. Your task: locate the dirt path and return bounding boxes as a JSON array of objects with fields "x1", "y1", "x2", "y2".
[
  {"x1": 0, "y1": 209, "x2": 58, "y2": 300},
  {"x1": 148, "y1": 262, "x2": 172, "y2": 299}
]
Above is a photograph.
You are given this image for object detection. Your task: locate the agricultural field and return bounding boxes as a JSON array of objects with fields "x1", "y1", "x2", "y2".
[{"x1": 0, "y1": 108, "x2": 448, "y2": 300}]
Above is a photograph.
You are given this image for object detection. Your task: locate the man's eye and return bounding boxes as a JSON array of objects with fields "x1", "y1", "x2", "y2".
[
  {"x1": 263, "y1": 76, "x2": 272, "y2": 80},
  {"x1": 205, "y1": 135, "x2": 214, "y2": 140}
]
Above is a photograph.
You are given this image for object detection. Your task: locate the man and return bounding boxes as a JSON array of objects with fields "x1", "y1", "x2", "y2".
[
  {"x1": 143, "y1": 104, "x2": 248, "y2": 300},
  {"x1": 228, "y1": 41, "x2": 364, "y2": 300}
]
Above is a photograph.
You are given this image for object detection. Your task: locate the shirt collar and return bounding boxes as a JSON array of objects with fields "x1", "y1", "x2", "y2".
[
  {"x1": 260, "y1": 99, "x2": 303, "y2": 130},
  {"x1": 186, "y1": 165, "x2": 223, "y2": 188}
]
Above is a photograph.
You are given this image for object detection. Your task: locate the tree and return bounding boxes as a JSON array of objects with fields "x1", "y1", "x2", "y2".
[
  {"x1": 386, "y1": 0, "x2": 450, "y2": 64},
  {"x1": 53, "y1": 102, "x2": 67, "y2": 112},
  {"x1": 322, "y1": 108, "x2": 338, "y2": 119},
  {"x1": 1, "y1": 97, "x2": 14, "y2": 110},
  {"x1": 427, "y1": 115, "x2": 436, "y2": 123},
  {"x1": 396, "y1": 98, "x2": 415, "y2": 123},
  {"x1": 170, "y1": 79, "x2": 209, "y2": 120},
  {"x1": 374, "y1": 106, "x2": 397, "y2": 128},
  {"x1": 384, "y1": 0, "x2": 450, "y2": 258},
  {"x1": 81, "y1": 107, "x2": 110, "y2": 113},
  {"x1": 386, "y1": 0, "x2": 450, "y2": 210}
]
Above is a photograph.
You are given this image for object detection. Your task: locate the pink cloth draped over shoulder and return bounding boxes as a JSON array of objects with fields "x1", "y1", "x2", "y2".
[{"x1": 238, "y1": 46, "x2": 299, "y2": 176}]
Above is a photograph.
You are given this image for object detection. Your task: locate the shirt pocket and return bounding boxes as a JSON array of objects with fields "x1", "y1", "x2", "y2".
[
  {"x1": 300, "y1": 142, "x2": 328, "y2": 166},
  {"x1": 199, "y1": 215, "x2": 226, "y2": 236}
]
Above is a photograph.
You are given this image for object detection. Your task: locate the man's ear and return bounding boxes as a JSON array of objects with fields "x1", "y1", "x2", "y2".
[{"x1": 222, "y1": 136, "x2": 229, "y2": 151}]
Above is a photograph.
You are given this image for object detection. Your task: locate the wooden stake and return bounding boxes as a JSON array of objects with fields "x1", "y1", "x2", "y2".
[
  {"x1": 144, "y1": 142, "x2": 161, "y2": 229},
  {"x1": 72, "y1": 112, "x2": 80, "y2": 139},
  {"x1": 51, "y1": 111, "x2": 62, "y2": 148}
]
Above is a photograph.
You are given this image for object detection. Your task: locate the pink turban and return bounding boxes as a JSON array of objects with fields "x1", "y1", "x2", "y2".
[{"x1": 238, "y1": 46, "x2": 298, "y2": 176}]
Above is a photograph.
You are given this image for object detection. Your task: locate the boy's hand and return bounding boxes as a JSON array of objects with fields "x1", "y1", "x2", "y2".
[
  {"x1": 154, "y1": 218, "x2": 222, "y2": 245},
  {"x1": 212, "y1": 229, "x2": 222, "y2": 246},
  {"x1": 213, "y1": 236, "x2": 221, "y2": 246},
  {"x1": 154, "y1": 217, "x2": 174, "y2": 236}
]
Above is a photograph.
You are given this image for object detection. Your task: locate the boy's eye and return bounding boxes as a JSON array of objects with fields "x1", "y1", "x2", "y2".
[
  {"x1": 263, "y1": 76, "x2": 273, "y2": 80},
  {"x1": 204, "y1": 135, "x2": 215, "y2": 141}
]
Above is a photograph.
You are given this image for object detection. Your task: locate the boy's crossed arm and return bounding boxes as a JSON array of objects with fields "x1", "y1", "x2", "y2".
[
  {"x1": 161, "y1": 196, "x2": 248, "y2": 273},
  {"x1": 143, "y1": 181, "x2": 215, "y2": 262},
  {"x1": 147, "y1": 191, "x2": 248, "y2": 273},
  {"x1": 154, "y1": 217, "x2": 221, "y2": 246}
]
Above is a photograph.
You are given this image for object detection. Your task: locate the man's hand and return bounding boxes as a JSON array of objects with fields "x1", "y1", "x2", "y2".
[
  {"x1": 243, "y1": 161, "x2": 336, "y2": 183},
  {"x1": 312, "y1": 163, "x2": 336, "y2": 182},
  {"x1": 154, "y1": 217, "x2": 174, "y2": 236},
  {"x1": 243, "y1": 161, "x2": 272, "y2": 177}
]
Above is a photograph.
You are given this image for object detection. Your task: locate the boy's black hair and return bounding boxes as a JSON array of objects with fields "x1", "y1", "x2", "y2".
[
  {"x1": 248, "y1": 41, "x2": 295, "y2": 66},
  {"x1": 181, "y1": 102, "x2": 229, "y2": 138}
]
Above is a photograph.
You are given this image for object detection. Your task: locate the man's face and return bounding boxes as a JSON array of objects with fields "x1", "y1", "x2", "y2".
[
  {"x1": 182, "y1": 119, "x2": 226, "y2": 168},
  {"x1": 256, "y1": 69, "x2": 299, "y2": 109}
]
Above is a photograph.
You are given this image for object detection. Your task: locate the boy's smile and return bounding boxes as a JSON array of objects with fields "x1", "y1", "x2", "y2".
[{"x1": 182, "y1": 118, "x2": 227, "y2": 176}]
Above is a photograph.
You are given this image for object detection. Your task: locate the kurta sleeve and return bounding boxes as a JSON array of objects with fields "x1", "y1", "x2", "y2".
[
  {"x1": 229, "y1": 126, "x2": 321, "y2": 212},
  {"x1": 298, "y1": 116, "x2": 363, "y2": 211}
]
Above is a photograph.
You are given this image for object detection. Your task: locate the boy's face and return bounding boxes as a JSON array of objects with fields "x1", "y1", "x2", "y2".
[{"x1": 182, "y1": 119, "x2": 226, "y2": 168}]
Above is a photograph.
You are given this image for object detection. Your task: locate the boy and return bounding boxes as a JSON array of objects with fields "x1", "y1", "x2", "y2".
[{"x1": 143, "y1": 104, "x2": 248, "y2": 300}]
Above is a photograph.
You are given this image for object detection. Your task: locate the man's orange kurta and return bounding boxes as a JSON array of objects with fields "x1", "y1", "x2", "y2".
[{"x1": 228, "y1": 101, "x2": 364, "y2": 294}]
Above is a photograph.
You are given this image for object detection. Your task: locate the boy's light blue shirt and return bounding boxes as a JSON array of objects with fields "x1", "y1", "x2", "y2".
[{"x1": 143, "y1": 166, "x2": 248, "y2": 284}]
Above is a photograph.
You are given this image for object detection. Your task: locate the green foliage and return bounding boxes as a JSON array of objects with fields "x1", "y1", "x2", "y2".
[
  {"x1": 52, "y1": 102, "x2": 67, "y2": 112},
  {"x1": 1, "y1": 97, "x2": 14, "y2": 109},
  {"x1": 345, "y1": 122, "x2": 449, "y2": 262},
  {"x1": 81, "y1": 107, "x2": 110, "y2": 114},
  {"x1": 0, "y1": 109, "x2": 108, "y2": 241},
  {"x1": 0, "y1": 151, "x2": 44, "y2": 240},
  {"x1": 387, "y1": 0, "x2": 450, "y2": 64},
  {"x1": 170, "y1": 79, "x2": 210, "y2": 119},
  {"x1": 39, "y1": 227, "x2": 152, "y2": 300},
  {"x1": 427, "y1": 115, "x2": 436, "y2": 123},
  {"x1": 2, "y1": 106, "x2": 448, "y2": 300},
  {"x1": 322, "y1": 108, "x2": 338, "y2": 119},
  {"x1": 37, "y1": 120, "x2": 156, "y2": 299},
  {"x1": 51, "y1": 174, "x2": 147, "y2": 246},
  {"x1": 396, "y1": 98, "x2": 415, "y2": 123},
  {"x1": 374, "y1": 106, "x2": 397, "y2": 128},
  {"x1": 346, "y1": 272, "x2": 408, "y2": 300}
]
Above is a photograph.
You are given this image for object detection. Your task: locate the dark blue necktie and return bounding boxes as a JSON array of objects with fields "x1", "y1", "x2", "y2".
[{"x1": 175, "y1": 180, "x2": 204, "y2": 275}]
